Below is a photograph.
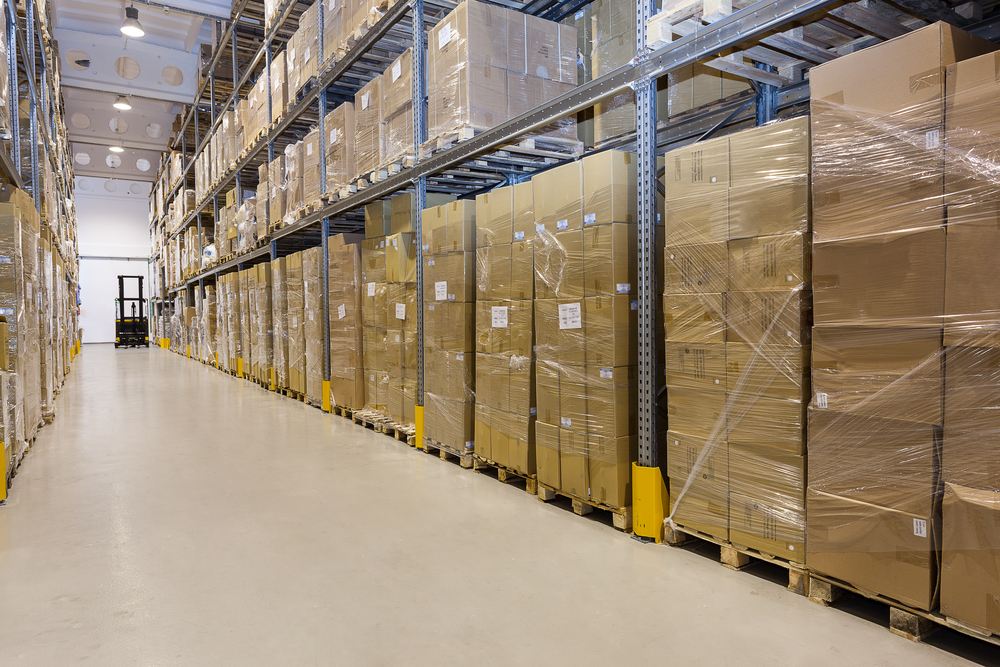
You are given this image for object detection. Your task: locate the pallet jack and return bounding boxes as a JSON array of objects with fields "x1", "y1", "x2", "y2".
[{"x1": 114, "y1": 275, "x2": 149, "y2": 348}]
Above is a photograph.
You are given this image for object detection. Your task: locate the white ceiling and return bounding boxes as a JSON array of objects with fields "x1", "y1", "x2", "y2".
[
  {"x1": 52, "y1": 0, "x2": 234, "y2": 158},
  {"x1": 71, "y1": 142, "x2": 162, "y2": 181}
]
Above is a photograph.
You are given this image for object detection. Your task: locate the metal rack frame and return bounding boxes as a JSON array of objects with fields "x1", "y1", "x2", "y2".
[{"x1": 153, "y1": 0, "x2": 988, "y2": 468}]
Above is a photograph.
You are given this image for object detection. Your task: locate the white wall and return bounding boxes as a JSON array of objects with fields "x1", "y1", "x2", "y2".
[{"x1": 75, "y1": 177, "x2": 153, "y2": 343}]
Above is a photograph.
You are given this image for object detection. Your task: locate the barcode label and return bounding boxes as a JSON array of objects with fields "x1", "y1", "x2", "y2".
[
  {"x1": 616, "y1": 283, "x2": 631, "y2": 294},
  {"x1": 926, "y1": 129, "x2": 940, "y2": 150},
  {"x1": 392, "y1": 61, "x2": 402, "y2": 82},
  {"x1": 600, "y1": 368, "x2": 613, "y2": 379},
  {"x1": 337, "y1": 304, "x2": 346, "y2": 320},
  {"x1": 561, "y1": 417, "x2": 572, "y2": 428},
  {"x1": 435, "y1": 281, "x2": 447, "y2": 301},
  {"x1": 492, "y1": 306, "x2": 508, "y2": 328},
  {"x1": 395, "y1": 303, "x2": 405, "y2": 319},
  {"x1": 558, "y1": 302, "x2": 582, "y2": 329},
  {"x1": 914, "y1": 518, "x2": 927, "y2": 538},
  {"x1": 817, "y1": 392, "x2": 828, "y2": 409},
  {"x1": 367, "y1": 282, "x2": 376, "y2": 297},
  {"x1": 584, "y1": 213, "x2": 596, "y2": 225},
  {"x1": 514, "y1": 231, "x2": 525, "y2": 240}
]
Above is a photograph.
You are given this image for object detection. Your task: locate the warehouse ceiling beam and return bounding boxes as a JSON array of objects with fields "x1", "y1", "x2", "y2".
[{"x1": 885, "y1": 0, "x2": 973, "y2": 26}]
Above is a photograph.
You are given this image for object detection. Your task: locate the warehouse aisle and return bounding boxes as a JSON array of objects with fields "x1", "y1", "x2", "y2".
[{"x1": 0, "y1": 346, "x2": 992, "y2": 666}]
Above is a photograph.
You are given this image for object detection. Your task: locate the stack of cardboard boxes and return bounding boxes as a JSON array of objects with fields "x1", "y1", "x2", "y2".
[
  {"x1": 271, "y1": 256, "x2": 290, "y2": 388},
  {"x1": 662, "y1": 117, "x2": 812, "y2": 560},
  {"x1": 285, "y1": 251, "x2": 307, "y2": 396},
  {"x1": 422, "y1": 200, "x2": 477, "y2": 455},
  {"x1": 382, "y1": 49, "x2": 414, "y2": 168},
  {"x1": 474, "y1": 182, "x2": 535, "y2": 474},
  {"x1": 939, "y1": 48, "x2": 1000, "y2": 636},
  {"x1": 324, "y1": 102, "x2": 356, "y2": 192},
  {"x1": 355, "y1": 76, "x2": 383, "y2": 178},
  {"x1": 303, "y1": 247, "x2": 325, "y2": 405},
  {"x1": 805, "y1": 23, "x2": 996, "y2": 613},
  {"x1": 423, "y1": 0, "x2": 577, "y2": 154},
  {"x1": 533, "y1": 151, "x2": 638, "y2": 510},
  {"x1": 252, "y1": 264, "x2": 273, "y2": 384},
  {"x1": 329, "y1": 235, "x2": 365, "y2": 409}
]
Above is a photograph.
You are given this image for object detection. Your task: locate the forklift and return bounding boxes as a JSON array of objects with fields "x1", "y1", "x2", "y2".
[{"x1": 115, "y1": 275, "x2": 149, "y2": 348}]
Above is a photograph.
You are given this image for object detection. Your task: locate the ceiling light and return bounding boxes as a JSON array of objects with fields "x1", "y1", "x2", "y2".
[
  {"x1": 120, "y1": 6, "x2": 145, "y2": 38},
  {"x1": 113, "y1": 95, "x2": 131, "y2": 110},
  {"x1": 109, "y1": 145, "x2": 125, "y2": 153}
]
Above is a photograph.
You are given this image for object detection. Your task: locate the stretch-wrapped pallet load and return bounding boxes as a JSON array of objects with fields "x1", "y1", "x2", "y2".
[
  {"x1": 253, "y1": 263, "x2": 273, "y2": 385},
  {"x1": 384, "y1": 233, "x2": 419, "y2": 426},
  {"x1": 325, "y1": 102, "x2": 356, "y2": 192},
  {"x1": 806, "y1": 23, "x2": 996, "y2": 614},
  {"x1": 201, "y1": 285, "x2": 217, "y2": 365},
  {"x1": 382, "y1": 48, "x2": 414, "y2": 168},
  {"x1": 272, "y1": 257, "x2": 290, "y2": 389},
  {"x1": 354, "y1": 75, "x2": 383, "y2": 178},
  {"x1": 240, "y1": 268, "x2": 253, "y2": 376},
  {"x1": 532, "y1": 152, "x2": 638, "y2": 511},
  {"x1": 303, "y1": 247, "x2": 325, "y2": 406},
  {"x1": 287, "y1": 251, "x2": 307, "y2": 395},
  {"x1": 330, "y1": 234, "x2": 365, "y2": 409},
  {"x1": 289, "y1": 1, "x2": 319, "y2": 97},
  {"x1": 662, "y1": 117, "x2": 811, "y2": 560},
  {"x1": 422, "y1": 200, "x2": 477, "y2": 456},
  {"x1": 283, "y1": 141, "x2": 305, "y2": 225},
  {"x1": 361, "y1": 237, "x2": 387, "y2": 414},
  {"x1": 475, "y1": 182, "x2": 535, "y2": 474},
  {"x1": 424, "y1": 0, "x2": 577, "y2": 156}
]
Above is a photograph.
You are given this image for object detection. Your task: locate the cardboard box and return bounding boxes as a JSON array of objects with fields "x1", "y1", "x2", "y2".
[
  {"x1": 385, "y1": 233, "x2": 416, "y2": 283},
  {"x1": 382, "y1": 48, "x2": 412, "y2": 120},
  {"x1": 729, "y1": 442, "x2": 807, "y2": 563},
  {"x1": 532, "y1": 161, "x2": 583, "y2": 233},
  {"x1": 941, "y1": 482, "x2": 1000, "y2": 635},
  {"x1": 475, "y1": 403, "x2": 492, "y2": 460},
  {"x1": 536, "y1": 420, "x2": 560, "y2": 489},
  {"x1": 729, "y1": 177, "x2": 810, "y2": 241},
  {"x1": 944, "y1": 207, "x2": 1000, "y2": 346},
  {"x1": 812, "y1": 325, "x2": 943, "y2": 425},
  {"x1": 476, "y1": 186, "x2": 513, "y2": 246},
  {"x1": 813, "y1": 229, "x2": 945, "y2": 327},
  {"x1": 512, "y1": 182, "x2": 534, "y2": 241},
  {"x1": 664, "y1": 242, "x2": 728, "y2": 295},
  {"x1": 663, "y1": 135, "x2": 729, "y2": 200},
  {"x1": 536, "y1": 359, "x2": 560, "y2": 427},
  {"x1": 587, "y1": 433, "x2": 634, "y2": 508},
  {"x1": 808, "y1": 407, "x2": 941, "y2": 515},
  {"x1": 667, "y1": 430, "x2": 729, "y2": 541},
  {"x1": 663, "y1": 191, "x2": 729, "y2": 246},
  {"x1": 942, "y1": 346, "x2": 1000, "y2": 491},
  {"x1": 728, "y1": 233, "x2": 811, "y2": 292},
  {"x1": 666, "y1": 341, "x2": 726, "y2": 392},
  {"x1": 429, "y1": 0, "x2": 509, "y2": 81},
  {"x1": 806, "y1": 487, "x2": 940, "y2": 611},
  {"x1": 535, "y1": 229, "x2": 584, "y2": 299},
  {"x1": 667, "y1": 387, "x2": 727, "y2": 440},
  {"x1": 726, "y1": 290, "x2": 810, "y2": 348},
  {"x1": 725, "y1": 343, "x2": 809, "y2": 402},
  {"x1": 559, "y1": 426, "x2": 588, "y2": 498},
  {"x1": 584, "y1": 295, "x2": 637, "y2": 367},
  {"x1": 583, "y1": 223, "x2": 636, "y2": 297},
  {"x1": 325, "y1": 102, "x2": 356, "y2": 189},
  {"x1": 582, "y1": 151, "x2": 636, "y2": 226},
  {"x1": 586, "y1": 364, "x2": 636, "y2": 437},
  {"x1": 663, "y1": 293, "x2": 726, "y2": 344},
  {"x1": 270, "y1": 50, "x2": 288, "y2": 121},
  {"x1": 727, "y1": 396, "x2": 806, "y2": 456}
]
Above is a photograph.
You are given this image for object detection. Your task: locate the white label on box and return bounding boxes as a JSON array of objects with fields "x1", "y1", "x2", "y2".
[
  {"x1": 631, "y1": 300, "x2": 639, "y2": 310},
  {"x1": 330, "y1": 129, "x2": 338, "y2": 144},
  {"x1": 395, "y1": 333, "x2": 400, "y2": 342},
  {"x1": 304, "y1": 47, "x2": 311, "y2": 62},
  {"x1": 530, "y1": 407, "x2": 537, "y2": 416},
  {"x1": 428, "y1": 303, "x2": 435, "y2": 311},
  {"x1": 926, "y1": 129, "x2": 940, "y2": 150},
  {"x1": 0, "y1": 307, "x2": 13, "y2": 316},
  {"x1": 535, "y1": 223, "x2": 545, "y2": 233},
  {"x1": 561, "y1": 417, "x2": 572, "y2": 428},
  {"x1": 0, "y1": 256, "x2": 11, "y2": 263},
  {"x1": 367, "y1": 282, "x2": 376, "y2": 297},
  {"x1": 337, "y1": 304, "x2": 346, "y2": 320},
  {"x1": 558, "y1": 302, "x2": 582, "y2": 329},
  {"x1": 600, "y1": 368, "x2": 613, "y2": 379},
  {"x1": 817, "y1": 392, "x2": 828, "y2": 409},
  {"x1": 395, "y1": 303, "x2": 406, "y2": 319},
  {"x1": 370, "y1": 373, "x2": 375, "y2": 381},
  {"x1": 584, "y1": 213, "x2": 596, "y2": 225},
  {"x1": 361, "y1": 91, "x2": 370, "y2": 110},
  {"x1": 575, "y1": 9, "x2": 584, "y2": 19},
  {"x1": 492, "y1": 306, "x2": 508, "y2": 328},
  {"x1": 616, "y1": 283, "x2": 631, "y2": 294},
  {"x1": 556, "y1": 219, "x2": 568, "y2": 230},
  {"x1": 306, "y1": 143, "x2": 313, "y2": 156},
  {"x1": 292, "y1": 316, "x2": 298, "y2": 328},
  {"x1": 435, "y1": 281, "x2": 448, "y2": 300},
  {"x1": 392, "y1": 237, "x2": 398, "y2": 248},
  {"x1": 392, "y1": 61, "x2": 402, "y2": 82},
  {"x1": 423, "y1": 244, "x2": 430, "y2": 252},
  {"x1": 448, "y1": 294, "x2": 456, "y2": 301},
  {"x1": 438, "y1": 23, "x2": 452, "y2": 49},
  {"x1": 427, "y1": 258, "x2": 435, "y2": 266},
  {"x1": 465, "y1": 440, "x2": 474, "y2": 451},
  {"x1": 514, "y1": 231, "x2": 525, "y2": 240},
  {"x1": 456, "y1": 352, "x2": 464, "y2": 361},
  {"x1": 913, "y1": 518, "x2": 927, "y2": 538}
]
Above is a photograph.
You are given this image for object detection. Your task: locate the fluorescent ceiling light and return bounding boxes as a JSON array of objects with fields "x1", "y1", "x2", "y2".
[
  {"x1": 109, "y1": 145, "x2": 125, "y2": 153},
  {"x1": 113, "y1": 95, "x2": 131, "y2": 110},
  {"x1": 121, "y1": 6, "x2": 145, "y2": 38}
]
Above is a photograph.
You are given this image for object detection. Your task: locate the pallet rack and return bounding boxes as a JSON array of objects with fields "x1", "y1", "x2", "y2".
[{"x1": 149, "y1": 0, "x2": 992, "y2": 501}]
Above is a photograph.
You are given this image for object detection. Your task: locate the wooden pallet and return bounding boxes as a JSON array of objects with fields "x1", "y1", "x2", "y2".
[
  {"x1": 664, "y1": 522, "x2": 809, "y2": 595},
  {"x1": 420, "y1": 124, "x2": 584, "y2": 160},
  {"x1": 808, "y1": 572, "x2": 1000, "y2": 647},
  {"x1": 285, "y1": 77, "x2": 318, "y2": 115},
  {"x1": 422, "y1": 438, "x2": 475, "y2": 469},
  {"x1": 473, "y1": 456, "x2": 537, "y2": 495},
  {"x1": 367, "y1": 157, "x2": 414, "y2": 184},
  {"x1": 537, "y1": 484, "x2": 632, "y2": 532}
]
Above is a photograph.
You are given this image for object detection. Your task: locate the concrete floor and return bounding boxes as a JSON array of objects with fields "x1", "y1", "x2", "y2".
[{"x1": 0, "y1": 345, "x2": 995, "y2": 666}]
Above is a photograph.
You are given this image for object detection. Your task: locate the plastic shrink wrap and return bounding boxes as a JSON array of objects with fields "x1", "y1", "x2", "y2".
[
  {"x1": 329, "y1": 235, "x2": 365, "y2": 409},
  {"x1": 325, "y1": 103, "x2": 356, "y2": 191},
  {"x1": 804, "y1": 23, "x2": 1000, "y2": 620},
  {"x1": 303, "y1": 247, "x2": 325, "y2": 405},
  {"x1": 271, "y1": 257, "x2": 290, "y2": 388},
  {"x1": 286, "y1": 251, "x2": 307, "y2": 394},
  {"x1": 661, "y1": 117, "x2": 810, "y2": 562},
  {"x1": 530, "y1": 152, "x2": 638, "y2": 508},
  {"x1": 423, "y1": 201, "x2": 476, "y2": 454}
]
